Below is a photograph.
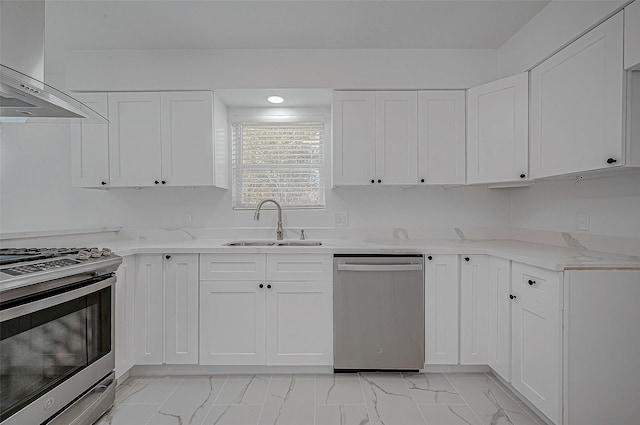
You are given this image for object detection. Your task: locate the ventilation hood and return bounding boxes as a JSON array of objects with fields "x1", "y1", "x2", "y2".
[{"x1": 0, "y1": 0, "x2": 105, "y2": 122}]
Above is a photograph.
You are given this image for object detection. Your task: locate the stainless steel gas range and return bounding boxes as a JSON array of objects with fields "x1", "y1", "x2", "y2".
[{"x1": 0, "y1": 248, "x2": 122, "y2": 425}]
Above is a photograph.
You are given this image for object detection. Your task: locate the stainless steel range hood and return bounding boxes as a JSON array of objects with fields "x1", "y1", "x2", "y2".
[{"x1": 0, "y1": 0, "x2": 105, "y2": 122}]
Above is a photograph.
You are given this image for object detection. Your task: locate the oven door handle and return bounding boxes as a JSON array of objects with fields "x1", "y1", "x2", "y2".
[
  {"x1": 337, "y1": 263, "x2": 423, "y2": 272},
  {"x1": 0, "y1": 276, "x2": 114, "y2": 321}
]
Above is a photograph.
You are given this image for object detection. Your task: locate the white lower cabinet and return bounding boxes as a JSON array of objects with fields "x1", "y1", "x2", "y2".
[
  {"x1": 511, "y1": 262, "x2": 562, "y2": 425},
  {"x1": 460, "y1": 255, "x2": 489, "y2": 365},
  {"x1": 115, "y1": 255, "x2": 136, "y2": 378},
  {"x1": 424, "y1": 254, "x2": 459, "y2": 364},
  {"x1": 199, "y1": 253, "x2": 333, "y2": 366},
  {"x1": 487, "y1": 256, "x2": 512, "y2": 382},
  {"x1": 134, "y1": 254, "x2": 199, "y2": 365}
]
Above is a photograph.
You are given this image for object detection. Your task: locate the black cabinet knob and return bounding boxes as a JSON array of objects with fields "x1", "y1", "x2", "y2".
[
  {"x1": 267, "y1": 284, "x2": 272, "y2": 289},
  {"x1": 509, "y1": 294, "x2": 516, "y2": 300},
  {"x1": 101, "y1": 181, "x2": 107, "y2": 186},
  {"x1": 371, "y1": 179, "x2": 375, "y2": 184},
  {"x1": 161, "y1": 180, "x2": 167, "y2": 185},
  {"x1": 528, "y1": 279, "x2": 536, "y2": 286},
  {"x1": 155, "y1": 180, "x2": 160, "y2": 185},
  {"x1": 427, "y1": 256, "x2": 433, "y2": 260},
  {"x1": 607, "y1": 158, "x2": 617, "y2": 164},
  {"x1": 520, "y1": 174, "x2": 526, "y2": 179},
  {"x1": 464, "y1": 257, "x2": 470, "y2": 262},
  {"x1": 420, "y1": 178, "x2": 425, "y2": 183},
  {"x1": 165, "y1": 255, "x2": 171, "y2": 259},
  {"x1": 377, "y1": 179, "x2": 382, "y2": 183},
  {"x1": 259, "y1": 284, "x2": 264, "y2": 289}
]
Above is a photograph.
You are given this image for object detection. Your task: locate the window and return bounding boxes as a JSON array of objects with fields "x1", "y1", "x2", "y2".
[{"x1": 232, "y1": 119, "x2": 325, "y2": 209}]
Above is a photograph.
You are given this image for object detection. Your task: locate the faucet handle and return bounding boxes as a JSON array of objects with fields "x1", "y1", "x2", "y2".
[{"x1": 300, "y1": 229, "x2": 306, "y2": 240}]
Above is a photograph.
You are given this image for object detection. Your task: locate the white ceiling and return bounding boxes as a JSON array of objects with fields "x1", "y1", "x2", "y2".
[{"x1": 44, "y1": 0, "x2": 551, "y2": 107}]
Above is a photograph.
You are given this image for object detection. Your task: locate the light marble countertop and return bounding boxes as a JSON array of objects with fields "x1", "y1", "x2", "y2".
[{"x1": 103, "y1": 237, "x2": 640, "y2": 271}]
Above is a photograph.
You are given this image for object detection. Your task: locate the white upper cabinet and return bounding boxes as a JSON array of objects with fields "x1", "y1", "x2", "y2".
[
  {"x1": 332, "y1": 91, "x2": 376, "y2": 186},
  {"x1": 418, "y1": 91, "x2": 466, "y2": 185},
  {"x1": 109, "y1": 92, "x2": 163, "y2": 187},
  {"x1": 161, "y1": 91, "x2": 216, "y2": 186},
  {"x1": 530, "y1": 12, "x2": 624, "y2": 178},
  {"x1": 467, "y1": 73, "x2": 529, "y2": 184},
  {"x1": 375, "y1": 91, "x2": 418, "y2": 185},
  {"x1": 70, "y1": 93, "x2": 110, "y2": 188},
  {"x1": 625, "y1": 0, "x2": 640, "y2": 70}
]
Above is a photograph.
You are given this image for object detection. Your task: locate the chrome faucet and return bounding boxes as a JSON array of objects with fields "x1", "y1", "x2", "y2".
[{"x1": 253, "y1": 199, "x2": 284, "y2": 240}]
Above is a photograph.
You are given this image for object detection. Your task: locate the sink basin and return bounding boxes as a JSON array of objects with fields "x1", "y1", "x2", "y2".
[{"x1": 223, "y1": 240, "x2": 322, "y2": 247}]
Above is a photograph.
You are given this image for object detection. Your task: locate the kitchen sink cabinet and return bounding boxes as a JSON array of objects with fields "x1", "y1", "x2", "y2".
[
  {"x1": 625, "y1": 0, "x2": 640, "y2": 70},
  {"x1": 114, "y1": 255, "x2": 136, "y2": 379},
  {"x1": 459, "y1": 255, "x2": 489, "y2": 365},
  {"x1": 424, "y1": 254, "x2": 459, "y2": 365},
  {"x1": 487, "y1": 256, "x2": 512, "y2": 382},
  {"x1": 199, "y1": 253, "x2": 333, "y2": 366},
  {"x1": 70, "y1": 92, "x2": 110, "y2": 188},
  {"x1": 72, "y1": 91, "x2": 227, "y2": 188},
  {"x1": 418, "y1": 91, "x2": 466, "y2": 185},
  {"x1": 134, "y1": 253, "x2": 199, "y2": 365},
  {"x1": 530, "y1": 12, "x2": 626, "y2": 179},
  {"x1": 466, "y1": 72, "x2": 529, "y2": 185}
]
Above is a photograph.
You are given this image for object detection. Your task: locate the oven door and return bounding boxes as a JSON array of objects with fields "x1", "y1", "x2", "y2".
[{"x1": 0, "y1": 276, "x2": 114, "y2": 425}]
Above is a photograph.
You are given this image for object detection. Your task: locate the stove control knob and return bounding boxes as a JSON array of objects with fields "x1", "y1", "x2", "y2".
[{"x1": 76, "y1": 250, "x2": 91, "y2": 260}]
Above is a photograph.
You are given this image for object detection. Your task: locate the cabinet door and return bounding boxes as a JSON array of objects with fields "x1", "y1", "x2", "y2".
[
  {"x1": 418, "y1": 91, "x2": 466, "y2": 185},
  {"x1": 164, "y1": 254, "x2": 199, "y2": 364},
  {"x1": 375, "y1": 91, "x2": 418, "y2": 185},
  {"x1": 134, "y1": 254, "x2": 164, "y2": 365},
  {"x1": 530, "y1": 12, "x2": 624, "y2": 178},
  {"x1": 332, "y1": 91, "x2": 376, "y2": 185},
  {"x1": 265, "y1": 282, "x2": 333, "y2": 366},
  {"x1": 115, "y1": 255, "x2": 136, "y2": 379},
  {"x1": 108, "y1": 92, "x2": 162, "y2": 187},
  {"x1": 199, "y1": 281, "x2": 266, "y2": 365},
  {"x1": 425, "y1": 255, "x2": 459, "y2": 364},
  {"x1": 467, "y1": 73, "x2": 528, "y2": 184},
  {"x1": 512, "y1": 296, "x2": 562, "y2": 425},
  {"x1": 70, "y1": 93, "x2": 109, "y2": 188},
  {"x1": 460, "y1": 255, "x2": 489, "y2": 365},
  {"x1": 487, "y1": 257, "x2": 511, "y2": 382},
  {"x1": 161, "y1": 91, "x2": 215, "y2": 186},
  {"x1": 625, "y1": 0, "x2": 640, "y2": 70}
]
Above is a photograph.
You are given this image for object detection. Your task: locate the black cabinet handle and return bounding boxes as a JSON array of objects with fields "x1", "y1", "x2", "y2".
[
  {"x1": 509, "y1": 294, "x2": 516, "y2": 300},
  {"x1": 259, "y1": 284, "x2": 264, "y2": 289},
  {"x1": 377, "y1": 179, "x2": 382, "y2": 183},
  {"x1": 165, "y1": 255, "x2": 171, "y2": 260},
  {"x1": 155, "y1": 180, "x2": 160, "y2": 185},
  {"x1": 464, "y1": 257, "x2": 470, "y2": 262},
  {"x1": 371, "y1": 179, "x2": 375, "y2": 184},
  {"x1": 520, "y1": 174, "x2": 526, "y2": 179},
  {"x1": 101, "y1": 181, "x2": 107, "y2": 186},
  {"x1": 607, "y1": 158, "x2": 617, "y2": 164},
  {"x1": 267, "y1": 284, "x2": 272, "y2": 289},
  {"x1": 161, "y1": 180, "x2": 167, "y2": 185},
  {"x1": 528, "y1": 279, "x2": 536, "y2": 286},
  {"x1": 420, "y1": 178, "x2": 425, "y2": 183},
  {"x1": 427, "y1": 256, "x2": 433, "y2": 261}
]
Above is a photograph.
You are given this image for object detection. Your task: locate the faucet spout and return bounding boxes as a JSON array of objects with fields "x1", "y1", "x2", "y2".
[{"x1": 253, "y1": 199, "x2": 284, "y2": 240}]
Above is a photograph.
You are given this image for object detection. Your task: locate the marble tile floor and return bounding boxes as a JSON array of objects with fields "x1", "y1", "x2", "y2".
[{"x1": 96, "y1": 372, "x2": 547, "y2": 425}]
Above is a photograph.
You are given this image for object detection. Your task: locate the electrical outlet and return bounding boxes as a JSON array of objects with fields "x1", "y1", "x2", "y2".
[
  {"x1": 334, "y1": 212, "x2": 349, "y2": 227},
  {"x1": 576, "y1": 212, "x2": 590, "y2": 231}
]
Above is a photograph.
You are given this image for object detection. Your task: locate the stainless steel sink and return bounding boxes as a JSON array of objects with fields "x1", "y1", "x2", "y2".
[{"x1": 223, "y1": 240, "x2": 322, "y2": 247}]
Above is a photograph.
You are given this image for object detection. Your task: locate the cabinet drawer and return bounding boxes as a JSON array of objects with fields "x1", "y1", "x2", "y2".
[
  {"x1": 267, "y1": 254, "x2": 333, "y2": 281},
  {"x1": 512, "y1": 262, "x2": 562, "y2": 309},
  {"x1": 200, "y1": 254, "x2": 266, "y2": 281}
]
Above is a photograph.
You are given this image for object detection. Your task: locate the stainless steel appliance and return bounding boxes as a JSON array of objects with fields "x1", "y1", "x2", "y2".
[
  {"x1": 0, "y1": 248, "x2": 121, "y2": 425},
  {"x1": 333, "y1": 254, "x2": 425, "y2": 371}
]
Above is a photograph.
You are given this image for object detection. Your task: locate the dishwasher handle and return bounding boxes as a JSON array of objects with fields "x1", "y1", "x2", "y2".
[{"x1": 337, "y1": 263, "x2": 423, "y2": 272}]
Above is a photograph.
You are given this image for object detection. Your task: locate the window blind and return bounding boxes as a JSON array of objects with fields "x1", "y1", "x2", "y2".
[{"x1": 232, "y1": 121, "x2": 325, "y2": 209}]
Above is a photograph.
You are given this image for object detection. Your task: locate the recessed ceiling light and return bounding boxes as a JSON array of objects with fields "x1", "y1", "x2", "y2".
[{"x1": 267, "y1": 95, "x2": 284, "y2": 104}]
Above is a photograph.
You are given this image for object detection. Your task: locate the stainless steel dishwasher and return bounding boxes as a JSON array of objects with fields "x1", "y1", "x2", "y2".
[{"x1": 333, "y1": 254, "x2": 424, "y2": 371}]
